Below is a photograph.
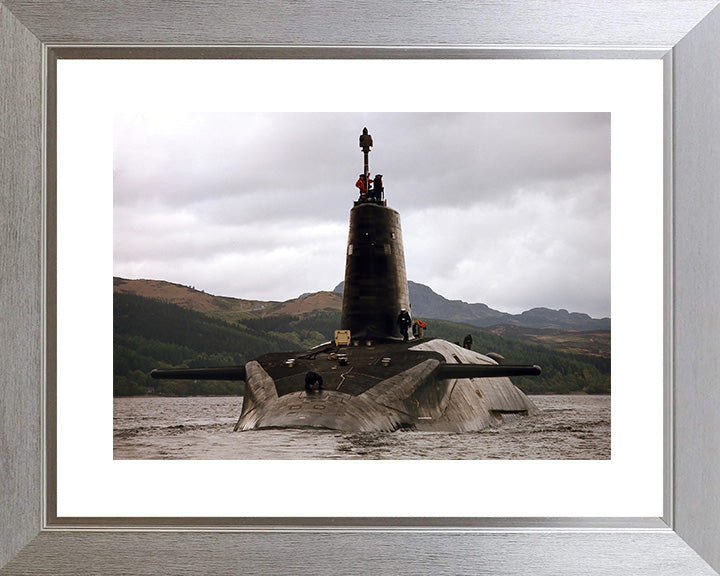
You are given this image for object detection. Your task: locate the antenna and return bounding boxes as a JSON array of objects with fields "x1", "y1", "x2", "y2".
[{"x1": 359, "y1": 127, "x2": 373, "y2": 178}]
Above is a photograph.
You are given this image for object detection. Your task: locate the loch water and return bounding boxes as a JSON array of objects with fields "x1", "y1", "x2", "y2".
[{"x1": 113, "y1": 395, "x2": 610, "y2": 460}]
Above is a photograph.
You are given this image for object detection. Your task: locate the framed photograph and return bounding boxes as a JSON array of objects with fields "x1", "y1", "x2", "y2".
[
  {"x1": 61, "y1": 60, "x2": 648, "y2": 520},
  {"x1": 2, "y1": 2, "x2": 720, "y2": 575}
]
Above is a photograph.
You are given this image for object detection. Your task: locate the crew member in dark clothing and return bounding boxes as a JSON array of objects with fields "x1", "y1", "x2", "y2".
[
  {"x1": 463, "y1": 334, "x2": 473, "y2": 350},
  {"x1": 372, "y1": 174, "x2": 384, "y2": 201},
  {"x1": 397, "y1": 309, "x2": 412, "y2": 342},
  {"x1": 305, "y1": 371, "x2": 323, "y2": 391}
]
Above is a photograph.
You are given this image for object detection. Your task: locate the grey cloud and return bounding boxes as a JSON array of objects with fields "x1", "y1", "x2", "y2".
[{"x1": 114, "y1": 112, "x2": 610, "y2": 317}]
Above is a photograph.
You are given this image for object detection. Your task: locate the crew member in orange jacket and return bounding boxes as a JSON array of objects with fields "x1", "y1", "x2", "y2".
[{"x1": 355, "y1": 173, "x2": 370, "y2": 200}]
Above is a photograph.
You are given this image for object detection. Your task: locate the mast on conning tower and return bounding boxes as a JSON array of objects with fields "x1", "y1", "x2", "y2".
[{"x1": 359, "y1": 127, "x2": 372, "y2": 178}]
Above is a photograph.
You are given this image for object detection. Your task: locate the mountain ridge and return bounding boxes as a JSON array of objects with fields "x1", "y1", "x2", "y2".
[
  {"x1": 334, "y1": 280, "x2": 610, "y2": 331},
  {"x1": 114, "y1": 276, "x2": 609, "y2": 331}
]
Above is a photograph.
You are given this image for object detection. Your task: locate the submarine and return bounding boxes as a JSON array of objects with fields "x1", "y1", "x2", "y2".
[{"x1": 151, "y1": 128, "x2": 540, "y2": 432}]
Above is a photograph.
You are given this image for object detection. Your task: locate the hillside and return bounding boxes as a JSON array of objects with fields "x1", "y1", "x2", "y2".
[
  {"x1": 115, "y1": 277, "x2": 609, "y2": 332},
  {"x1": 114, "y1": 277, "x2": 280, "y2": 314},
  {"x1": 271, "y1": 291, "x2": 342, "y2": 316},
  {"x1": 113, "y1": 278, "x2": 610, "y2": 397},
  {"x1": 334, "y1": 280, "x2": 611, "y2": 331},
  {"x1": 114, "y1": 277, "x2": 342, "y2": 317},
  {"x1": 485, "y1": 325, "x2": 610, "y2": 359},
  {"x1": 113, "y1": 292, "x2": 335, "y2": 397}
]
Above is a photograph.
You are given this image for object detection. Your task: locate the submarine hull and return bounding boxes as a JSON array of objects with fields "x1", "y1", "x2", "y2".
[{"x1": 235, "y1": 338, "x2": 537, "y2": 433}]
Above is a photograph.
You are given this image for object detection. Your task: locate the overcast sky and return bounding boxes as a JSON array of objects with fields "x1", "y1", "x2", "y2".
[{"x1": 114, "y1": 112, "x2": 610, "y2": 318}]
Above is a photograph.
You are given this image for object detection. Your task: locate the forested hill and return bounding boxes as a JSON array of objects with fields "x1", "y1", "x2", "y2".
[
  {"x1": 113, "y1": 286, "x2": 610, "y2": 397},
  {"x1": 115, "y1": 276, "x2": 610, "y2": 331},
  {"x1": 114, "y1": 292, "x2": 337, "y2": 396},
  {"x1": 113, "y1": 276, "x2": 342, "y2": 317}
]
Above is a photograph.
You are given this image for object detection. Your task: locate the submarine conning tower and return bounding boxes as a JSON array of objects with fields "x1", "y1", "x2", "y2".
[{"x1": 340, "y1": 128, "x2": 411, "y2": 341}]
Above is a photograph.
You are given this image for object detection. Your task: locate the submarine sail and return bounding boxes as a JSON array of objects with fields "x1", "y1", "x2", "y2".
[{"x1": 341, "y1": 201, "x2": 410, "y2": 340}]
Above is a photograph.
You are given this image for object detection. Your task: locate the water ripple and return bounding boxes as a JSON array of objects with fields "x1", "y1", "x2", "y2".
[{"x1": 114, "y1": 395, "x2": 610, "y2": 460}]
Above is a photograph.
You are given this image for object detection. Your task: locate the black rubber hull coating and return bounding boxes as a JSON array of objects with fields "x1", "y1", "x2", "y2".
[{"x1": 341, "y1": 202, "x2": 410, "y2": 340}]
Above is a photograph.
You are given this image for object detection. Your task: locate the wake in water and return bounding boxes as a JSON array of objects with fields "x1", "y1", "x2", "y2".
[{"x1": 114, "y1": 395, "x2": 609, "y2": 460}]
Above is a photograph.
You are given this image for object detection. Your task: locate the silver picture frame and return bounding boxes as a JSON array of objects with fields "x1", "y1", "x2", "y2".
[{"x1": 2, "y1": 1, "x2": 720, "y2": 574}]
